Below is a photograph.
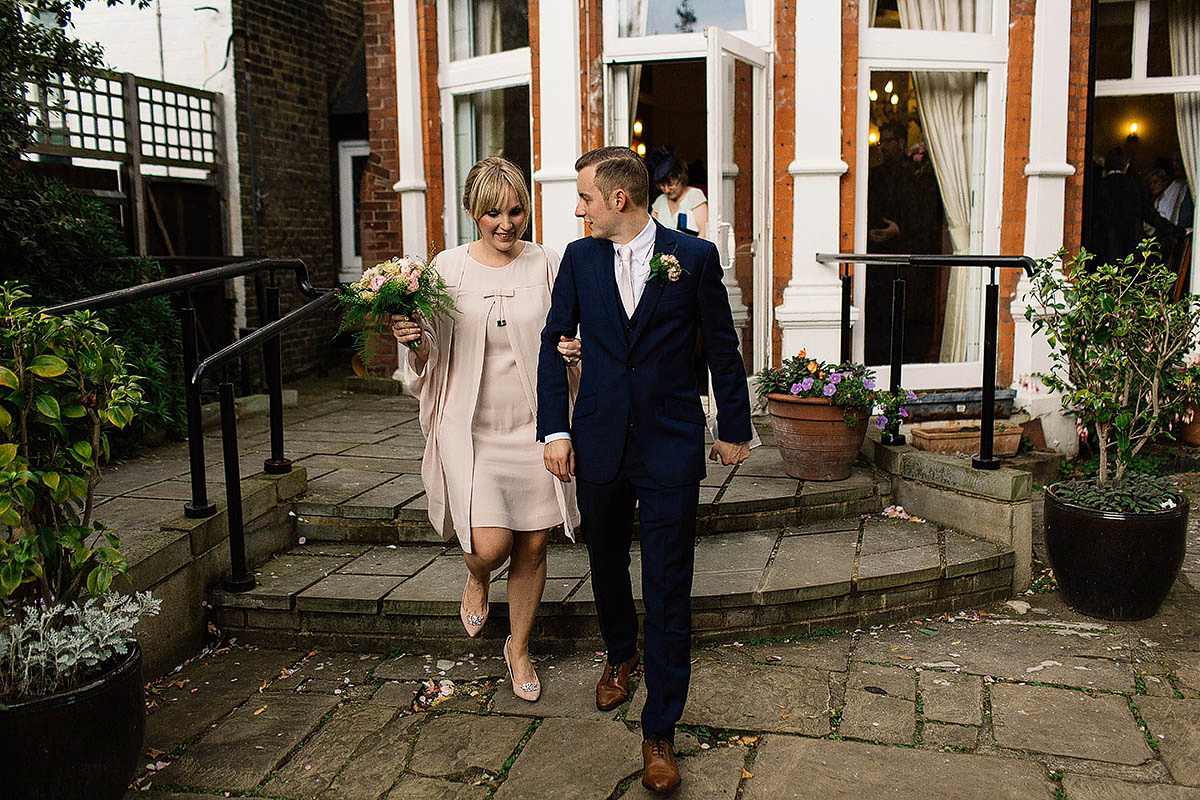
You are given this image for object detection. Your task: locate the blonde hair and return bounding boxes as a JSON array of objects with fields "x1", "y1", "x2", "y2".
[
  {"x1": 575, "y1": 146, "x2": 649, "y2": 209},
  {"x1": 462, "y1": 157, "x2": 531, "y2": 237}
]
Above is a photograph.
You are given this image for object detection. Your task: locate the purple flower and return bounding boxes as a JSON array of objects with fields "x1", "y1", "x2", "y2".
[
  {"x1": 829, "y1": 372, "x2": 842, "y2": 385},
  {"x1": 905, "y1": 390, "x2": 917, "y2": 400},
  {"x1": 823, "y1": 383, "x2": 837, "y2": 397},
  {"x1": 877, "y1": 416, "x2": 888, "y2": 429},
  {"x1": 900, "y1": 408, "x2": 909, "y2": 418},
  {"x1": 790, "y1": 382, "x2": 803, "y2": 395},
  {"x1": 863, "y1": 378, "x2": 876, "y2": 390},
  {"x1": 800, "y1": 377, "x2": 814, "y2": 391}
]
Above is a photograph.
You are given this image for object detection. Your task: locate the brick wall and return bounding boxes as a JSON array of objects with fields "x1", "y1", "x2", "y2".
[
  {"x1": 530, "y1": 0, "x2": 543, "y2": 237},
  {"x1": 232, "y1": 0, "x2": 363, "y2": 377},
  {"x1": 771, "y1": 0, "x2": 797, "y2": 365},
  {"x1": 997, "y1": 0, "x2": 1037, "y2": 385},
  {"x1": 579, "y1": 0, "x2": 604, "y2": 154}
]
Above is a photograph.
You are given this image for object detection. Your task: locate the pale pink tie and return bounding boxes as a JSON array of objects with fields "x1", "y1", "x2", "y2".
[{"x1": 617, "y1": 244, "x2": 636, "y2": 318}]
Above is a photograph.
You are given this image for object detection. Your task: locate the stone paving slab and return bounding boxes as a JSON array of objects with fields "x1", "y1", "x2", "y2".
[
  {"x1": 852, "y1": 620, "x2": 1135, "y2": 691},
  {"x1": 320, "y1": 713, "x2": 424, "y2": 800},
  {"x1": 296, "y1": 573, "x2": 405, "y2": 613},
  {"x1": 716, "y1": 476, "x2": 799, "y2": 512},
  {"x1": 545, "y1": 544, "x2": 592, "y2": 578},
  {"x1": 384, "y1": 555, "x2": 474, "y2": 614},
  {"x1": 838, "y1": 689, "x2": 914, "y2": 744},
  {"x1": 847, "y1": 663, "x2": 915, "y2": 700},
  {"x1": 338, "y1": 545, "x2": 445, "y2": 576},
  {"x1": 921, "y1": 721, "x2": 980, "y2": 750},
  {"x1": 919, "y1": 670, "x2": 982, "y2": 725},
  {"x1": 212, "y1": 555, "x2": 350, "y2": 610},
  {"x1": 261, "y1": 702, "x2": 398, "y2": 798},
  {"x1": 375, "y1": 652, "x2": 507, "y2": 682},
  {"x1": 694, "y1": 530, "x2": 776, "y2": 574},
  {"x1": 856, "y1": 545, "x2": 941, "y2": 591},
  {"x1": 757, "y1": 530, "x2": 857, "y2": 603},
  {"x1": 739, "y1": 636, "x2": 853, "y2": 672},
  {"x1": 1135, "y1": 695, "x2": 1200, "y2": 785},
  {"x1": 296, "y1": 452, "x2": 425, "y2": 475},
  {"x1": 742, "y1": 735, "x2": 1056, "y2": 799},
  {"x1": 151, "y1": 692, "x2": 339, "y2": 792},
  {"x1": 492, "y1": 717, "x2": 642, "y2": 800},
  {"x1": 990, "y1": 683, "x2": 1153, "y2": 765},
  {"x1": 1061, "y1": 774, "x2": 1200, "y2": 799},
  {"x1": 859, "y1": 517, "x2": 939, "y2": 555},
  {"x1": 268, "y1": 650, "x2": 385, "y2": 693},
  {"x1": 297, "y1": 468, "x2": 398, "y2": 513},
  {"x1": 342, "y1": 474, "x2": 427, "y2": 518},
  {"x1": 145, "y1": 648, "x2": 300, "y2": 752},
  {"x1": 676, "y1": 662, "x2": 831, "y2": 736},
  {"x1": 385, "y1": 776, "x2": 490, "y2": 800},
  {"x1": 409, "y1": 713, "x2": 531, "y2": 776},
  {"x1": 945, "y1": 529, "x2": 1010, "y2": 577},
  {"x1": 342, "y1": 438, "x2": 429, "y2": 460}
]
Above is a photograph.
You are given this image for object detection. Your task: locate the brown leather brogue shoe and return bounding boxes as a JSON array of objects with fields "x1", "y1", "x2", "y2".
[
  {"x1": 641, "y1": 737, "x2": 681, "y2": 793},
  {"x1": 595, "y1": 652, "x2": 639, "y2": 711}
]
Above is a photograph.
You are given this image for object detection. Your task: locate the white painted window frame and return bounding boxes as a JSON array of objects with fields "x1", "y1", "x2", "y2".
[
  {"x1": 602, "y1": 0, "x2": 773, "y2": 57},
  {"x1": 436, "y1": 0, "x2": 533, "y2": 249},
  {"x1": 337, "y1": 139, "x2": 370, "y2": 283},
  {"x1": 854, "y1": 3, "x2": 1010, "y2": 390},
  {"x1": 1094, "y1": 0, "x2": 1200, "y2": 294}
]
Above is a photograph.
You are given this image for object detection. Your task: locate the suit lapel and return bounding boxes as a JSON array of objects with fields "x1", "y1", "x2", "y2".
[{"x1": 627, "y1": 223, "x2": 673, "y2": 350}]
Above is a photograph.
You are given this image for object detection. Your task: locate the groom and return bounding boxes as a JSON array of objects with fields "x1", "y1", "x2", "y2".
[{"x1": 537, "y1": 146, "x2": 752, "y2": 793}]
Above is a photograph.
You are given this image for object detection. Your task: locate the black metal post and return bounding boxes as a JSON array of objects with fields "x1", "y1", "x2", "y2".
[
  {"x1": 182, "y1": 306, "x2": 216, "y2": 518},
  {"x1": 973, "y1": 274, "x2": 1001, "y2": 470},
  {"x1": 262, "y1": 286, "x2": 291, "y2": 474},
  {"x1": 883, "y1": 268, "x2": 907, "y2": 445},
  {"x1": 219, "y1": 382, "x2": 255, "y2": 592},
  {"x1": 840, "y1": 273, "x2": 853, "y2": 364}
]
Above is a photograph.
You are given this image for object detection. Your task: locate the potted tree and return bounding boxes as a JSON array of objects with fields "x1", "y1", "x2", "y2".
[
  {"x1": 0, "y1": 283, "x2": 159, "y2": 799},
  {"x1": 755, "y1": 350, "x2": 895, "y2": 480},
  {"x1": 1026, "y1": 244, "x2": 1199, "y2": 620}
]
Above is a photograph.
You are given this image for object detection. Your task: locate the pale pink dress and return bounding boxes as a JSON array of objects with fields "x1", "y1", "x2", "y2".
[{"x1": 404, "y1": 242, "x2": 579, "y2": 552}]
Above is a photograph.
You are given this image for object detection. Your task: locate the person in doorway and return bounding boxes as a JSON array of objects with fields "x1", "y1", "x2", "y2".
[
  {"x1": 647, "y1": 145, "x2": 708, "y2": 238},
  {"x1": 392, "y1": 157, "x2": 581, "y2": 703},
  {"x1": 536, "y1": 146, "x2": 752, "y2": 793},
  {"x1": 1092, "y1": 147, "x2": 1182, "y2": 265}
]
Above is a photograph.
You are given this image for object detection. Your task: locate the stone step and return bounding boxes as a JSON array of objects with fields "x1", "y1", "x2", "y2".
[
  {"x1": 293, "y1": 466, "x2": 892, "y2": 544},
  {"x1": 210, "y1": 515, "x2": 1014, "y2": 654}
]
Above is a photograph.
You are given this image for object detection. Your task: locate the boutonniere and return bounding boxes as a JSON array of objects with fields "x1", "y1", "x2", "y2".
[{"x1": 647, "y1": 250, "x2": 688, "y2": 283}]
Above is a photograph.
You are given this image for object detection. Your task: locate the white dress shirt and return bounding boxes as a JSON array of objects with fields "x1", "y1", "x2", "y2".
[{"x1": 545, "y1": 216, "x2": 658, "y2": 444}]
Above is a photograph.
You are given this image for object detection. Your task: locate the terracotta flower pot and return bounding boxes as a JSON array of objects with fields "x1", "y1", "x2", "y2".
[{"x1": 765, "y1": 393, "x2": 869, "y2": 481}]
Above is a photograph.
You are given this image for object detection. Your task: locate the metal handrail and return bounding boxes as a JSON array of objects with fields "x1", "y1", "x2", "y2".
[
  {"x1": 815, "y1": 252, "x2": 1036, "y2": 469},
  {"x1": 188, "y1": 290, "x2": 338, "y2": 591}
]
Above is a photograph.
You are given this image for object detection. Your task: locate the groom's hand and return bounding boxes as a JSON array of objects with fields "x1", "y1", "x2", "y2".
[
  {"x1": 710, "y1": 440, "x2": 750, "y2": 466},
  {"x1": 544, "y1": 439, "x2": 575, "y2": 483}
]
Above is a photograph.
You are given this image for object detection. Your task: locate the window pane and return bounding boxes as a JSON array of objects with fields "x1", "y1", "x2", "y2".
[
  {"x1": 453, "y1": 85, "x2": 532, "y2": 246},
  {"x1": 617, "y1": 0, "x2": 746, "y2": 37},
  {"x1": 1095, "y1": 1, "x2": 1134, "y2": 80},
  {"x1": 870, "y1": 0, "x2": 992, "y2": 34},
  {"x1": 350, "y1": 154, "x2": 368, "y2": 257},
  {"x1": 864, "y1": 70, "x2": 987, "y2": 366},
  {"x1": 449, "y1": 0, "x2": 528, "y2": 60},
  {"x1": 1148, "y1": 0, "x2": 1171, "y2": 77}
]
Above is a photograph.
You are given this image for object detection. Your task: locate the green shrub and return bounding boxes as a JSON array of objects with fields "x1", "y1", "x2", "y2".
[{"x1": 0, "y1": 170, "x2": 183, "y2": 452}]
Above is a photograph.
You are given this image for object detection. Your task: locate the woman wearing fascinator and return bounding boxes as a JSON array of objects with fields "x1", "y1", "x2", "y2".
[{"x1": 646, "y1": 145, "x2": 708, "y2": 239}]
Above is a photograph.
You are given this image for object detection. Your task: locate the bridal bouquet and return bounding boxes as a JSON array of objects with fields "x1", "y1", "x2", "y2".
[{"x1": 336, "y1": 255, "x2": 455, "y2": 362}]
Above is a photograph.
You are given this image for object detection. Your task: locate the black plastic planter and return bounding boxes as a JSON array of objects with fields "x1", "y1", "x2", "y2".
[
  {"x1": 0, "y1": 642, "x2": 145, "y2": 800},
  {"x1": 1044, "y1": 484, "x2": 1189, "y2": 621}
]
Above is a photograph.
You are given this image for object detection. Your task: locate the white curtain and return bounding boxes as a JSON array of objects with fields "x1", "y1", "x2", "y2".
[
  {"x1": 898, "y1": 0, "x2": 981, "y2": 362},
  {"x1": 1169, "y1": 0, "x2": 1199, "y2": 217}
]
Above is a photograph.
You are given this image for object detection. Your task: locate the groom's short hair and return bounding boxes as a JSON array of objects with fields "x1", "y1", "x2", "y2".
[{"x1": 576, "y1": 146, "x2": 649, "y2": 210}]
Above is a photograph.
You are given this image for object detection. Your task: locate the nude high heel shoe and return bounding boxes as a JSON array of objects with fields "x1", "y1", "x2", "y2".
[
  {"x1": 503, "y1": 635, "x2": 541, "y2": 702},
  {"x1": 460, "y1": 578, "x2": 488, "y2": 637}
]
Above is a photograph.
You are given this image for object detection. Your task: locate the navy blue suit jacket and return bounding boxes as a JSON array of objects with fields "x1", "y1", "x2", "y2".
[{"x1": 536, "y1": 221, "x2": 752, "y2": 487}]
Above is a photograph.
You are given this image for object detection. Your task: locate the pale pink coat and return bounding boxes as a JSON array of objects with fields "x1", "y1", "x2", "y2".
[{"x1": 404, "y1": 242, "x2": 580, "y2": 552}]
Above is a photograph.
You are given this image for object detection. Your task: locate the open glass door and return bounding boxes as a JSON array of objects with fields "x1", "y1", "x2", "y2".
[{"x1": 705, "y1": 27, "x2": 770, "y2": 375}]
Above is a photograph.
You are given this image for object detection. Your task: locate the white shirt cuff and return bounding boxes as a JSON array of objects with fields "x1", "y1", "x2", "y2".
[{"x1": 544, "y1": 432, "x2": 571, "y2": 443}]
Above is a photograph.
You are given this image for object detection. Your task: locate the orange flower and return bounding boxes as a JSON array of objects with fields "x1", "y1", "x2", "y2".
[
  {"x1": 797, "y1": 349, "x2": 806, "y2": 358},
  {"x1": 807, "y1": 360, "x2": 818, "y2": 373}
]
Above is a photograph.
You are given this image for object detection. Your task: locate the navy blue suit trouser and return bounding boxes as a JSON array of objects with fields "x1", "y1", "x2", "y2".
[{"x1": 576, "y1": 431, "x2": 698, "y2": 743}]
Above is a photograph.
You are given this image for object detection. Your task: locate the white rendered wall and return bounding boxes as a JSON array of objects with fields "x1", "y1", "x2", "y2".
[
  {"x1": 532, "y1": 0, "x2": 583, "y2": 255},
  {"x1": 1014, "y1": 0, "x2": 1078, "y2": 456},
  {"x1": 774, "y1": 1, "x2": 848, "y2": 364}
]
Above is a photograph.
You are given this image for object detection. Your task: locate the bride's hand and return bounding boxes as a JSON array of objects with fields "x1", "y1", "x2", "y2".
[{"x1": 391, "y1": 314, "x2": 428, "y2": 358}]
